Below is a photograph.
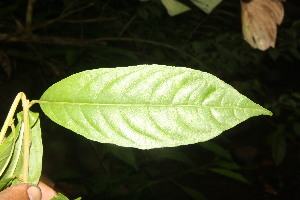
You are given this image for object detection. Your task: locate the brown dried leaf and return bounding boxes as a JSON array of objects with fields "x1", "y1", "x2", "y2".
[{"x1": 241, "y1": 0, "x2": 285, "y2": 51}]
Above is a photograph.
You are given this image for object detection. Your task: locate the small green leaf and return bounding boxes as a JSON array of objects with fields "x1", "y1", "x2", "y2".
[
  {"x1": 177, "y1": 184, "x2": 206, "y2": 200},
  {"x1": 50, "y1": 193, "x2": 70, "y2": 200},
  {"x1": 161, "y1": 0, "x2": 191, "y2": 16},
  {"x1": 199, "y1": 141, "x2": 232, "y2": 160},
  {"x1": 50, "y1": 193, "x2": 81, "y2": 200},
  {"x1": 268, "y1": 125, "x2": 286, "y2": 165},
  {"x1": 209, "y1": 168, "x2": 250, "y2": 184},
  {"x1": 155, "y1": 149, "x2": 194, "y2": 166},
  {"x1": 40, "y1": 65, "x2": 272, "y2": 149},
  {"x1": 215, "y1": 160, "x2": 240, "y2": 170},
  {"x1": 190, "y1": 0, "x2": 222, "y2": 14}
]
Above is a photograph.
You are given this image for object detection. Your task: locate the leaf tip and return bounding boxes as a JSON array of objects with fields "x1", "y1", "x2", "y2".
[{"x1": 261, "y1": 108, "x2": 273, "y2": 117}]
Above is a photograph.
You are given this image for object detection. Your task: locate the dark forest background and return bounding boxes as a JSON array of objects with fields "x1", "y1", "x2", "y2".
[{"x1": 0, "y1": 0, "x2": 300, "y2": 199}]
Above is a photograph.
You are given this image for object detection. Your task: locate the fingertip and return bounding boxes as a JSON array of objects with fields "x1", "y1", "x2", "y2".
[{"x1": 27, "y1": 185, "x2": 42, "y2": 200}]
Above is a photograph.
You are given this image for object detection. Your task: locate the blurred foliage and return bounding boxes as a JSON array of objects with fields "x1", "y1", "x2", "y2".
[{"x1": 0, "y1": 0, "x2": 300, "y2": 199}]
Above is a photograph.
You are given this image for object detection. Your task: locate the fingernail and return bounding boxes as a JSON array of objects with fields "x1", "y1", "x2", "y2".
[{"x1": 27, "y1": 185, "x2": 42, "y2": 200}]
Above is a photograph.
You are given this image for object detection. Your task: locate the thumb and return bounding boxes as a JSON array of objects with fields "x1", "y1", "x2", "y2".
[{"x1": 0, "y1": 183, "x2": 42, "y2": 200}]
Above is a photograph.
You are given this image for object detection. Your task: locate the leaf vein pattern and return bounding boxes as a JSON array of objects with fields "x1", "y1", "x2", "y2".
[
  {"x1": 94, "y1": 69, "x2": 143, "y2": 100},
  {"x1": 172, "y1": 79, "x2": 198, "y2": 104},
  {"x1": 7, "y1": 131, "x2": 24, "y2": 176},
  {"x1": 168, "y1": 73, "x2": 192, "y2": 104},
  {"x1": 201, "y1": 85, "x2": 217, "y2": 104},
  {"x1": 74, "y1": 72, "x2": 107, "y2": 102},
  {"x1": 123, "y1": 70, "x2": 162, "y2": 97},
  {"x1": 220, "y1": 90, "x2": 229, "y2": 107},
  {"x1": 80, "y1": 106, "x2": 109, "y2": 139},
  {"x1": 147, "y1": 107, "x2": 179, "y2": 139},
  {"x1": 59, "y1": 104, "x2": 93, "y2": 138},
  {"x1": 120, "y1": 109, "x2": 163, "y2": 143},
  {"x1": 39, "y1": 101, "x2": 267, "y2": 112},
  {"x1": 99, "y1": 110, "x2": 136, "y2": 145},
  {"x1": 176, "y1": 107, "x2": 199, "y2": 133},
  {"x1": 233, "y1": 97, "x2": 244, "y2": 120},
  {"x1": 207, "y1": 108, "x2": 223, "y2": 128},
  {"x1": 0, "y1": 142, "x2": 14, "y2": 156},
  {"x1": 149, "y1": 70, "x2": 184, "y2": 103},
  {"x1": 0, "y1": 155, "x2": 11, "y2": 162},
  {"x1": 171, "y1": 78, "x2": 199, "y2": 104}
]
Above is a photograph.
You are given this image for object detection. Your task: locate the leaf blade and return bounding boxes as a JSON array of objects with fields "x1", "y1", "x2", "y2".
[
  {"x1": 40, "y1": 65, "x2": 272, "y2": 149},
  {"x1": 2, "y1": 111, "x2": 43, "y2": 186}
]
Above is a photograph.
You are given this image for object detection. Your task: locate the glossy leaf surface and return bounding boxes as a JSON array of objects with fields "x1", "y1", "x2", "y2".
[{"x1": 40, "y1": 65, "x2": 272, "y2": 149}]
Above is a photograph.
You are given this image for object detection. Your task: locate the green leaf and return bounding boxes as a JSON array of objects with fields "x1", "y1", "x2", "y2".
[
  {"x1": 2, "y1": 111, "x2": 42, "y2": 186},
  {"x1": 50, "y1": 193, "x2": 81, "y2": 200},
  {"x1": 268, "y1": 125, "x2": 286, "y2": 165},
  {"x1": 190, "y1": 0, "x2": 222, "y2": 14},
  {"x1": 40, "y1": 64, "x2": 272, "y2": 149},
  {"x1": 161, "y1": 0, "x2": 191, "y2": 16},
  {"x1": 0, "y1": 177, "x2": 14, "y2": 190},
  {"x1": 0, "y1": 120, "x2": 21, "y2": 190},
  {"x1": 1, "y1": 121, "x2": 23, "y2": 184},
  {"x1": 215, "y1": 160, "x2": 240, "y2": 170},
  {"x1": 50, "y1": 193, "x2": 70, "y2": 200},
  {"x1": 177, "y1": 184, "x2": 206, "y2": 200},
  {"x1": 209, "y1": 168, "x2": 250, "y2": 184},
  {"x1": 155, "y1": 149, "x2": 194, "y2": 166},
  {"x1": 199, "y1": 141, "x2": 232, "y2": 160},
  {"x1": 0, "y1": 126, "x2": 18, "y2": 177},
  {"x1": 28, "y1": 112, "x2": 43, "y2": 184},
  {"x1": 104, "y1": 144, "x2": 138, "y2": 170}
]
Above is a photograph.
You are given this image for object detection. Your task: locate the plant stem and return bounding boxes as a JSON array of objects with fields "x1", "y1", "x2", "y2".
[
  {"x1": 21, "y1": 93, "x2": 31, "y2": 183},
  {"x1": 0, "y1": 92, "x2": 31, "y2": 183},
  {"x1": 0, "y1": 93, "x2": 22, "y2": 143}
]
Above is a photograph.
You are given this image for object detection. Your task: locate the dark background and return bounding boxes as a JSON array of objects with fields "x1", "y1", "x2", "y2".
[{"x1": 0, "y1": 0, "x2": 299, "y2": 199}]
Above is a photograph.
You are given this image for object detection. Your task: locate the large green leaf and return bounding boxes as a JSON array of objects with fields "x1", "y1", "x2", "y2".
[
  {"x1": 40, "y1": 64, "x2": 272, "y2": 149},
  {"x1": 27, "y1": 112, "x2": 43, "y2": 184}
]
